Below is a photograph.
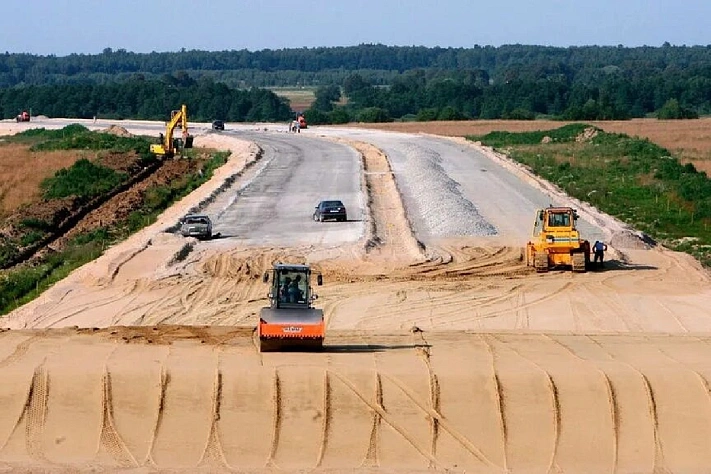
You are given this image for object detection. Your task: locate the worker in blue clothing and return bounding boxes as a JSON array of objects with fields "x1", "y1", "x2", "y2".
[{"x1": 593, "y1": 240, "x2": 608, "y2": 268}]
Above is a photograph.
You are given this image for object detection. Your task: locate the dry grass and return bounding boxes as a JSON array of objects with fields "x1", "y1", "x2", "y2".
[
  {"x1": 0, "y1": 143, "x2": 84, "y2": 216},
  {"x1": 345, "y1": 118, "x2": 711, "y2": 172},
  {"x1": 271, "y1": 88, "x2": 316, "y2": 112}
]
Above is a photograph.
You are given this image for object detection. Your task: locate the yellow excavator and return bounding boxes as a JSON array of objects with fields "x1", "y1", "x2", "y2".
[
  {"x1": 150, "y1": 104, "x2": 194, "y2": 158},
  {"x1": 526, "y1": 206, "x2": 591, "y2": 272}
]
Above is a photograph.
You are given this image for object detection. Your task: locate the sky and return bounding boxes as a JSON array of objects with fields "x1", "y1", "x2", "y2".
[{"x1": 3, "y1": 0, "x2": 710, "y2": 56}]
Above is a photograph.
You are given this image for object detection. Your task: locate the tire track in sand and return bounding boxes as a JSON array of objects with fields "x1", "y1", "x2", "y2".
[
  {"x1": 266, "y1": 369, "x2": 281, "y2": 469},
  {"x1": 583, "y1": 335, "x2": 662, "y2": 472},
  {"x1": 0, "y1": 335, "x2": 67, "y2": 458},
  {"x1": 25, "y1": 364, "x2": 49, "y2": 461},
  {"x1": 487, "y1": 335, "x2": 560, "y2": 472},
  {"x1": 410, "y1": 329, "x2": 440, "y2": 466},
  {"x1": 315, "y1": 369, "x2": 331, "y2": 467},
  {"x1": 98, "y1": 368, "x2": 138, "y2": 467},
  {"x1": 543, "y1": 335, "x2": 619, "y2": 473},
  {"x1": 148, "y1": 345, "x2": 216, "y2": 469},
  {"x1": 196, "y1": 359, "x2": 230, "y2": 470}
]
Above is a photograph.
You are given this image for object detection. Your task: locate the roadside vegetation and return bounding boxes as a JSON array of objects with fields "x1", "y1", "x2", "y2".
[
  {"x1": 470, "y1": 124, "x2": 711, "y2": 266},
  {"x1": 0, "y1": 127, "x2": 230, "y2": 315}
]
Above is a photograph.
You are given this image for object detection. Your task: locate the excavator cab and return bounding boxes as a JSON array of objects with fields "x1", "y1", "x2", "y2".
[
  {"x1": 258, "y1": 263, "x2": 324, "y2": 352},
  {"x1": 526, "y1": 206, "x2": 591, "y2": 273}
]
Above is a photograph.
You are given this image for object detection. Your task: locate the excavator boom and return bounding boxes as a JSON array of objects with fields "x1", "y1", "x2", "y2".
[{"x1": 150, "y1": 104, "x2": 193, "y2": 158}]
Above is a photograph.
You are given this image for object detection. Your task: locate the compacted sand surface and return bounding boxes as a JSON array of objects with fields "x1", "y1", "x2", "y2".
[{"x1": 0, "y1": 327, "x2": 710, "y2": 473}]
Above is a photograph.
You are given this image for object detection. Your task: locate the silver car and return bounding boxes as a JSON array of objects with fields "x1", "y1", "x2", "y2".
[{"x1": 179, "y1": 214, "x2": 213, "y2": 239}]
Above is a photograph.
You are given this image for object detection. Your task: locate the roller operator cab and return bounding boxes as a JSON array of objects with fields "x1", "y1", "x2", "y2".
[
  {"x1": 525, "y1": 206, "x2": 591, "y2": 273},
  {"x1": 258, "y1": 263, "x2": 324, "y2": 352}
]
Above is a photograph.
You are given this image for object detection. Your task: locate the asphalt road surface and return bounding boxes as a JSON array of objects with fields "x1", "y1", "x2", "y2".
[{"x1": 203, "y1": 130, "x2": 365, "y2": 246}]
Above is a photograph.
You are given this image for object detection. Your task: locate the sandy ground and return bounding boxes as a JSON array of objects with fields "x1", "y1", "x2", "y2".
[
  {"x1": 1, "y1": 119, "x2": 711, "y2": 472},
  {"x1": 0, "y1": 326, "x2": 710, "y2": 473}
]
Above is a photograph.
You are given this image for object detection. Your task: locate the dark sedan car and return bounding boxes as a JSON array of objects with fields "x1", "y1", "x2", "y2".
[
  {"x1": 212, "y1": 120, "x2": 225, "y2": 131},
  {"x1": 313, "y1": 200, "x2": 347, "y2": 222}
]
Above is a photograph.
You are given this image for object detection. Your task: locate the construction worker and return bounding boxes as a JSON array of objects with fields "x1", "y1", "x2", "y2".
[
  {"x1": 288, "y1": 275, "x2": 304, "y2": 302},
  {"x1": 593, "y1": 240, "x2": 608, "y2": 268},
  {"x1": 280, "y1": 277, "x2": 291, "y2": 302}
]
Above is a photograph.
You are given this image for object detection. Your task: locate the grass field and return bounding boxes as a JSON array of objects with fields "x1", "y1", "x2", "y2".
[{"x1": 270, "y1": 87, "x2": 316, "y2": 112}]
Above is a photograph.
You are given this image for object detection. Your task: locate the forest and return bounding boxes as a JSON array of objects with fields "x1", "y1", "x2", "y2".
[{"x1": 1, "y1": 44, "x2": 709, "y2": 122}]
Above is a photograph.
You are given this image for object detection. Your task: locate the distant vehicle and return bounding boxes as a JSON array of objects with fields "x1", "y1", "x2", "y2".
[
  {"x1": 212, "y1": 120, "x2": 225, "y2": 131},
  {"x1": 297, "y1": 113, "x2": 307, "y2": 129},
  {"x1": 16, "y1": 111, "x2": 30, "y2": 122},
  {"x1": 179, "y1": 214, "x2": 213, "y2": 239},
  {"x1": 313, "y1": 200, "x2": 347, "y2": 222}
]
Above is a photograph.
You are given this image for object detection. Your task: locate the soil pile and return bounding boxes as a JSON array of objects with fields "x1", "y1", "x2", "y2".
[{"x1": 103, "y1": 125, "x2": 133, "y2": 137}]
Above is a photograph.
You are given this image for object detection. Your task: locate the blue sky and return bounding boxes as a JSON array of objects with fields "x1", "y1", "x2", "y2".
[{"x1": 3, "y1": 0, "x2": 709, "y2": 55}]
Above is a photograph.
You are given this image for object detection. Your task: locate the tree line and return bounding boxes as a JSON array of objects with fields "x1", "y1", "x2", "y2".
[
  {"x1": 2, "y1": 43, "x2": 711, "y2": 122},
  {"x1": 303, "y1": 68, "x2": 709, "y2": 123},
  {"x1": 0, "y1": 77, "x2": 294, "y2": 122},
  {"x1": 2, "y1": 43, "x2": 711, "y2": 88}
]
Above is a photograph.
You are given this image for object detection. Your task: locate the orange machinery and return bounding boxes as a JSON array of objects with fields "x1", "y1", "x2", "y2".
[{"x1": 258, "y1": 263, "x2": 324, "y2": 351}]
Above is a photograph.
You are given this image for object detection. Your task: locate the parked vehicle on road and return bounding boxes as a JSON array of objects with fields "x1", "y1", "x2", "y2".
[
  {"x1": 179, "y1": 214, "x2": 213, "y2": 239},
  {"x1": 212, "y1": 120, "x2": 225, "y2": 131},
  {"x1": 313, "y1": 200, "x2": 347, "y2": 222}
]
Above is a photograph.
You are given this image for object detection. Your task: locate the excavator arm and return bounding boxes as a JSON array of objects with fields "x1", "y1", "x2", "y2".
[{"x1": 150, "y1": 104, "x2": 193, "y2": 158}]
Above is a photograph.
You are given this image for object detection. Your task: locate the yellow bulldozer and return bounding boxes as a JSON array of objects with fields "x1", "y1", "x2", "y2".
[
  {"x1": 150, "y1": 104, "x2": 194, "y2": 158},
  {"x1": 525, "y1": 206, "x2": 591, "y2": 273}
]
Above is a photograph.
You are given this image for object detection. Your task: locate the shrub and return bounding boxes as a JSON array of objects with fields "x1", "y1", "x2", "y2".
[
  {"x1": 357, "y1": 107, "x2": 392, "y2": 123},
  {"x1": 416, "y1": 108, "x2": 439, "y2": 121},
  {"x1": 41, "y1": 158, "x2": 127, "y2": 200},
  {"x1": 504, "y1": 108, "x2": 536, "y2": 120},
  {"x1": 656, "y1": 99, "x2": 699, "y2": 119}
]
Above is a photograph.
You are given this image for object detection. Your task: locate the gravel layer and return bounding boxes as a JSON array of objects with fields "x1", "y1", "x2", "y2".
[{"x1": 397, "y1": 141, "x2": 497, "y2": 239}]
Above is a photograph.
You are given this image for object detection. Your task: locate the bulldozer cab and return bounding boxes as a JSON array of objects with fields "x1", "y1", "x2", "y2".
[
  {"x1": 263, "y1": 264, "x2": 322, "y2": 310},
  {"x1": 534, "y1": 207, "x2": 579, "y2": 235},
  {"x1": 547, "y1": 211, "x2": 570, "y2": 227}
]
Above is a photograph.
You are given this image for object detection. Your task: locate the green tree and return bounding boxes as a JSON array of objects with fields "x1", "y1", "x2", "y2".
[
  {"x1": 357, "y1": 107, "x2": 392, "y2": 123},
  {"x1": 656, "y1": 98, "x2": 699, "y2": 119},
  {"x1": 312, "y1": 84, "x2": 341, "y2": 112}
]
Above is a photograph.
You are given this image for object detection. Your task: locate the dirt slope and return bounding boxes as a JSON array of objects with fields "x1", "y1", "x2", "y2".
[{"x1": 1, "y1": 121, "x2": 711, "y2": 472}]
